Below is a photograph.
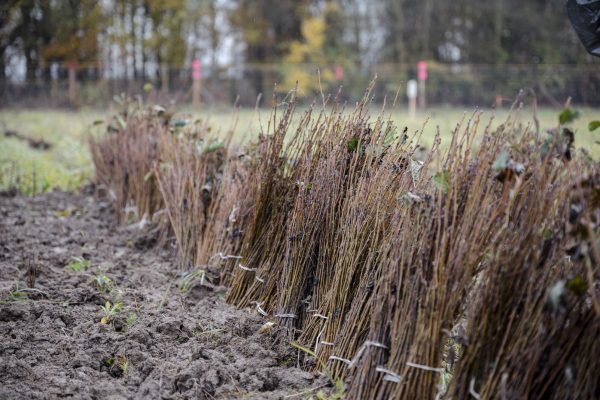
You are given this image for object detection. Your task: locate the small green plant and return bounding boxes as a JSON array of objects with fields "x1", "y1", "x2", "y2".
[
  {"x1": 55, "y1": 206, "x2": 77, "y2": 218},
  {"x1": 100, "y1": 300, "x2": 123, "y2": 324},
  {"x1": 120, "y1": 358, "x2": 129, "y2": 375},
  {"x1": 176, "y1": 334, "x2": 190, "y2": 344},
  {"x1": 105, "y1": 354, "x2": 129, "y2": 377},
  {"x1": 126, "y1": 312, "x2": 137, "y2": 328},
  {"x1": 316, "y1": 379, "x2": 345, "y2": 400},
  {"x1": 179, "y1": 268, "x2": 206, "y2": 293},
  {"x1": 66, "y1": 256, "x2": 91, "y2": 272},
  {"x1": 93, "y1": 272, "x2": 113, "y2": 292},
  {"x1": 8, "y1": 289, "x2": 28, "y2": 302},
  {"x1": 124, "y1": 204, "x2": 138, "y2": 225},
  {"x1": 0, "y1": 282, "x2": 29, "y2": 304},
  {"x1": 566, "y1": 276, "x2": 588, "y2": 296}
]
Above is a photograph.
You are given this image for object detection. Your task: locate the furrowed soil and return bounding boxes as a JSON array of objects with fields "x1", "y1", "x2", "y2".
[{"x1": 0, "y1": 188, "x2": 326, "y2": 399}]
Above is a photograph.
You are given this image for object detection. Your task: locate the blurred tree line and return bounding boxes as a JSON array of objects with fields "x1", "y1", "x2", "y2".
[{"x1": 0, "y1": 0, "x2": 597, "y2": 101}]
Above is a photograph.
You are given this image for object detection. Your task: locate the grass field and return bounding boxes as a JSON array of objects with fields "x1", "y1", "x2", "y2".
[{"x1": 1, "y1": 105, "x2": 598, "y2": 194}]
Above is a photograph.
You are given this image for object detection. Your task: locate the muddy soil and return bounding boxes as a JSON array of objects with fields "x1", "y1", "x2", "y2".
[{"x1": 0, "y1": 189, "x2": 327, "y2": 399}]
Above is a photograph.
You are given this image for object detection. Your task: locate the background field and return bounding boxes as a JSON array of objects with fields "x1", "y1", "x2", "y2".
[{"x1": 1, "y1": 106, "x2": 598, "y2": 194}]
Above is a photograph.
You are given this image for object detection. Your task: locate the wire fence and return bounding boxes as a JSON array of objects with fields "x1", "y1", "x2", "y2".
[{"x1": 1, "y1": 63, "x2": 599, "y2": 109}]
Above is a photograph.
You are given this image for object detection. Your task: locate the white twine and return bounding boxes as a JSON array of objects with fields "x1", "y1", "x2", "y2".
[
  {"x1": 328, "y1": 356, "x2": 352, "y2": 365},
  {"x1": 406, "y1": 362, "x2": 445, "y2": 373},
  {"x1": 212, "y1": 252, "x2": 243, "y2": 261},
  {"x1": 376, "y1": 366, "x2": 401, "y2": 383},
  {"x1": 275, "y1": 313, "x2": 298, "y2": 319},
  {"x1": 469, "y1": 378, "x2": 481, "y2": 400},
  {"x1": 405, "y1": 192, "x2": 423, "y2": 202},
  {"x1": 373, "y1": 362, "x2": 444, "y2": 384},
  {"x1": 254, "y1": 276, "x2": 265, "y2": 283},
  {"x1": 250, "y1": 301, "x2": 268, "y2": 317},
  {"x1": 315, "y1": 326, "x2": 326, "y2": 354},
  {"x1": 228, "y1": 207, "x2": 238, "y2": 224},
  {"x1": 312, "y1": 313, "x2": 328, "y2": 320},
  {"x1": 238, "y1": 264, "x2": 256, "y2": 272},
  {"x1": 136, "y1": 214, "x2": 149, "y2": 230},
  {"x1": 329, "y1": 340, "x2": 388, "y2": 368},
  {"x1": 152, "y1": 208, "x2": 167, "y2": 218}
]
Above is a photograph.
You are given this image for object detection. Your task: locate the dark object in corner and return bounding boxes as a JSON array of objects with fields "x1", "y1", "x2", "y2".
[{"x1": 567, "y1": 0, "x2": 600, "y2": 57}]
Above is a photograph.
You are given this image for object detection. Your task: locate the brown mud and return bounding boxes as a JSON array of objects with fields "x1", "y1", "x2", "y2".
[{"x1": 0, "y1": 188, "x2": 326, "y2": 399}]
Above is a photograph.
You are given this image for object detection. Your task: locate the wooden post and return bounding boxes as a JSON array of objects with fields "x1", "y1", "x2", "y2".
[
  {"x1": 161, "y1": 63, "x2": 169, "y2": 95},
  {"x1": 417, "y1": 60, "x2": 428, "y2": 110},
  {"x1": 407, "y1": 79, "x2": 418, "y2": 118},
  {"x1": 67, "y1": 60, "x2": 77, "y2": 109},
  {"x1": 192, "y1": 59, "x2": 201, "y2": 108}
]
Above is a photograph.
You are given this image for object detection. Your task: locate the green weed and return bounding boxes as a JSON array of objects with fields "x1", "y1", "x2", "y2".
[
  {"x1": 126, "y1": 312, "x2": 137, "y2": 328},
  {"x1": 316, "y1": 379, "x2": 345, "y2": 400},
  {"x1": 100, "y1": 300, "x2": 123, "y2": 324},
  {"x1": 105, "y1": 354, "x2": 129, "y2": 377},
  {"x1": 65, "y1": 256, "x2": 91, "y2": 272},
  {"x1": 0, "y1": 282, "x2": 29, "y2": 304},
  {"x1": 179, "y1": 269, "x2": 206, "y2": 293},
  {"x1": 93, "y1": 272, "x2": 113, "y2": 292}
]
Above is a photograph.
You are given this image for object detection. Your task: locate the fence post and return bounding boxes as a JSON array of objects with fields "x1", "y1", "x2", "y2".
[
  {"x1": 192, "y1": 59, "x2": 201, "y2": 108},
  {"x1": 68, "y1": 60, "x2": 77, "y2": 109},
  {"x1": 407, "y1": 79, "x2": 418, "y2": 117},
  {"x1": 161, "y1": 63, "x2": 169, "y2": 95}
]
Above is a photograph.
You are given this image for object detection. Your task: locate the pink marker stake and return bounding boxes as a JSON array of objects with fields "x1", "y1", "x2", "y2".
[
  {"x1": 192, "y1": 59, "x2": 201, "y2": 108},
  {"x1": 335, "y1": 65, "x2": 344, "y2": 81},
  {"x1": 192, "y1": 59, "x2": 201, "y2": 81},
  {"x1": 417, "y1": 61, "x2": 428, "y2": 81},
  {"x1": 417, "y1": 61, "x2": 427, "y2": 109}
]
